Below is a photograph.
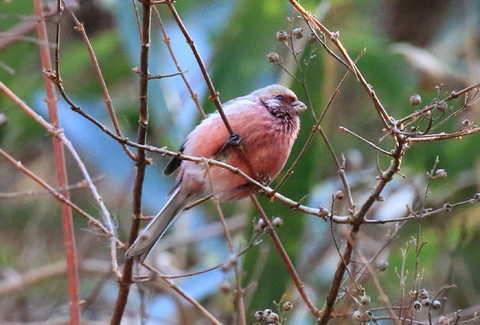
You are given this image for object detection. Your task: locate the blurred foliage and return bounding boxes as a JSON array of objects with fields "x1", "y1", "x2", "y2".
[{"x1": 0, "y1": 0, "x2": 479, "y2": 324}]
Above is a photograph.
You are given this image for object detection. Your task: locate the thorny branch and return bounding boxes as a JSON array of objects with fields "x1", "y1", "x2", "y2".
[
  {"x1": 110, "y1": 2, "x2": 152, "y2": 324},
  {"x1": 287, "y1": 1, "x2": 479, "y2": 322},
  {"x1": 33, "y1": 0, "x2": 80, "y2": 322}
]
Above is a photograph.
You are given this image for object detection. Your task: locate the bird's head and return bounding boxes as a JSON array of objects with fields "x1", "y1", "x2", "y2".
[{"x1": 253, "y1": 84, "x2": 307, "y2": 117}]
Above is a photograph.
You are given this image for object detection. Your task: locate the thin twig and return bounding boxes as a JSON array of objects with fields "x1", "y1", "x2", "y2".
[
  {"x1": 148, "y1": 70, "x2": 187, "y2": 80},
  {"x1": 0, "y1": 176, "x2": 104, "y2": 198},
  {"x1": 339, "y1": 126, "x2": 393, "y2": 156}
]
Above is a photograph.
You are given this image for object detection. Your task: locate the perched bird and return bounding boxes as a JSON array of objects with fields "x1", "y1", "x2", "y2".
[{"x1": 126, "y1": 84, "x2": 306, "y2": 261}]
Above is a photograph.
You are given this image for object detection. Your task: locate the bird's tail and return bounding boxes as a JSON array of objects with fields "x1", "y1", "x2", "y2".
[{"x1": 126, "y1": 187, "x2": 187, "y2": 261}]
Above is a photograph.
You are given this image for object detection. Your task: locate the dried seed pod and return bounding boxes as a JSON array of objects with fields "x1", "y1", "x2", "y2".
[
  {"x1": 436, "y1": 100, "x2": 447, "y2": 112},
  {"x1": 434, "y1": 169, "x2": 447, "y2": 179},
  {"x1": 267, "y1": 52, "x2": 281, "y2": 63},
  {"x1": 272, "y1": 217, "x2": 284, "y2": 228},
  {"x1": 413, "y1": 300, "x2": 422, "y2": 310},
  {"x1": 352, "y1": 310, "x2": 363, "y2": 320},
  {"x1": 334, "y1": 191, "x2": 344, "y2": 200},
  {"x1": 431, "y1": 300, "x2": 442, "y2": 310},
  {"x1": 292, "y1": 27, "x2": 304, "y2": 39},
  {"x1": 418, "y1": 289, "x2": 429, "y2": 299},
  {"x1": 283, "y1": 301, "x2": 293, "y2": 311},
  {"x1": 265, "y1": 312, "x2": 279, "y2": 322},
  {"x1": 443, "y1": 203, "x2": 452, "y2": 212},
  {"x1": 421, "y1": 298, "x2": 431, "y2": 307},
  {"x1": 254, "y1": 310, "x2": 264, "y2": 321},
  {"x1": 276, "y1": 30, "x2": 288, "y2": 41},
  {"x1": 409, "y1": 94, "x2": 422, "y2": 106},
  {"x1": 360, "y1": 295, "x2": 371, "y2": 305},
  {"x1": 319, "y1": 207, "x2": 330, "y2": 218}
]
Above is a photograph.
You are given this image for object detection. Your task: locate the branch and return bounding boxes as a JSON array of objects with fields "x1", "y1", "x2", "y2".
[
  {"x1": 110, "y1": 2, "x2": 152, "y2": 324},
  {"x1": 33, "y1": 0, "x2": 80, "y2": 322}
]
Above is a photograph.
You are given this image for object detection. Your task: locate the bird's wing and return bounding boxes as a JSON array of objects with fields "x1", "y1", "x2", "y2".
[{"x1": 164, "y1": 141, "x2": 186, "y2": 176}]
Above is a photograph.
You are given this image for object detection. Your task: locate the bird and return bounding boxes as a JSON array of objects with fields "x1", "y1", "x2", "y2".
[{"x1": 126, "y1": 84, "x2": 306, "y2": 261}]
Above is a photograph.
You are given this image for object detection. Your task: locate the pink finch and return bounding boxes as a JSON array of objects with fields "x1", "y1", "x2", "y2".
[{"x1": 127, "y1": 84, "x2": 306, "y2": 260}]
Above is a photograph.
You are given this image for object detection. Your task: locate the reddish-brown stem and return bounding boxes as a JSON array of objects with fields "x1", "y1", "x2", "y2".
[
  {"x1": 32, "y1": 0, "x2": 81, "y2": 323},
  {"x1": 110, "y1": 3, "x2": 152, "y2": 324},
  {"x1": 250, "y1": 195, "x2": 322, "y2": 318}
]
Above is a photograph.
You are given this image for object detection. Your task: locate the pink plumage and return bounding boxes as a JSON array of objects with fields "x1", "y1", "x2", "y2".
[{"x1": 127, "y1": 84, "x2": 306, "y2": 260}]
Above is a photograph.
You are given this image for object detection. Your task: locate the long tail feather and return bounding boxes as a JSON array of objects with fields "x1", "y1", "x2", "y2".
[{"x1": 126, "y1": 187, "x2": 187, "y2": 261}]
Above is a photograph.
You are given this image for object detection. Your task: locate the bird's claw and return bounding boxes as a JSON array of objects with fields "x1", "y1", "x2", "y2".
[
  {"x1": 259, "y1": 173, "x2": 272, "y2": 185},
  {"x1": 227, "y1": 132, "x2": 242, "y2": 146}
]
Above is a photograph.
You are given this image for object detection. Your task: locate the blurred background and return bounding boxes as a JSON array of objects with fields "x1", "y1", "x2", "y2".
[{"x1": 0, "y1": 0, "x2": 479, "y2": 324}]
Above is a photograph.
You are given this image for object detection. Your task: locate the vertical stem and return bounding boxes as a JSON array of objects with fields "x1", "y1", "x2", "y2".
[
  {"x1": 32, "y1": 0, "x2": 80, "y2": 323},
  {"x1": 110, "y1": 3, "x2": 151, "y2": 324}
]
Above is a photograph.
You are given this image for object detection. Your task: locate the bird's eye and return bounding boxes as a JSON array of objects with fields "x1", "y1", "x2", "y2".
[{"x1": 274, "y1": 95, "x2": 285, "y2": 101}]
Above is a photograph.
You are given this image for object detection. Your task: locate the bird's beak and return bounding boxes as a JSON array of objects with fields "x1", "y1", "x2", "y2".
[{"x1": 292, "y1": 100, "x2": 307, "y2": 114}]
